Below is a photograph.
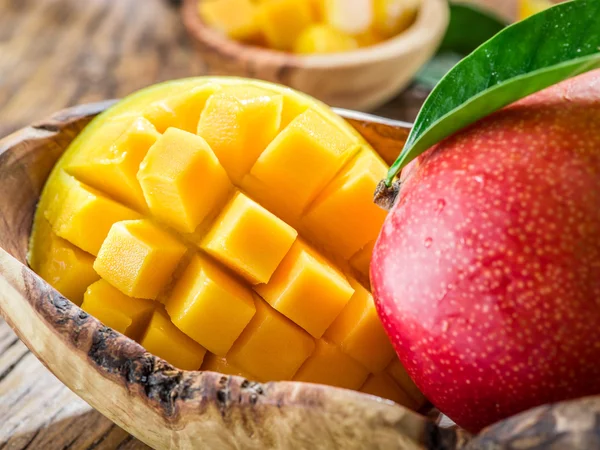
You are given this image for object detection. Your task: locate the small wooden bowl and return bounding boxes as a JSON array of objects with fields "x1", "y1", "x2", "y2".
[{"x1": 182, "y1": 0, "x2": 449, "y2": 111}]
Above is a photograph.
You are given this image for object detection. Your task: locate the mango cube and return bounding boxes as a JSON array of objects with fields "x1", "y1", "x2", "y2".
[
  {"x1": 324, "y1": 278, "x2": 395, "y2": 372},
  {"x1": 140, "y1": 308, "x2": 206, "y2": 371},
  {"x1": 227, "y1": 297, "x2": 315, "y2": 381},
  {"x1": 360, "y1": 373, "x2": 416, "y2": 408},
  {"x1": 386, "y1": 358, "x2": 426, "y2": 408},
  {"x1": 199, "y1": 0, "x2": 260, "y2": 41},
  {"x1": 324, "y1": 0, "x2": 374, "y2": 35},
  {"x1": 137, "y1": 128, "x2": 232, "y2": 233},
  {"x1": 45, "y1": 174, "x2": 141, "y2": 256},
  {"x1": 250, "y1": 109, "x2": 359, "y2": 215},
  {"x1": 294, "y1": 24, "x2": 358, "y2": 54},
  {"x1": 201, "y1": 192, "x2": 297, "y2": 284},
  {"x1": 201, "y1": 354, "x2": 254, "y2": 379},
  {"x1": 67, "y1": 117, "x2": 160, "y2": 212},
  {"x1": 349, "y1": 240, "x2": 376, "y2": 278},
  {"x1": 308, "y1": 0, "x2": 324, "y2": 21},
  {"x1": 34, "y1": 220, "x2": 99, "y2": 305},
  {"x1": 373, "y1": 0, "x2": 421, "y2": 38},
  {"x1": 255, "y1": 241, "x2": 354, "y2": 338},
  {"x1": 93, "y1": 219, "x2": 187, "y2": 299},
  {"x1": 166, "y1": 254, "x2": 256, "y2": 356},
  {"x1": 197, "y1": 86, "x2": 283, "y2": 182},
  {"x1": 142, "y1": 84, "x2": 220, "y2": 134},
  {"x1": 294, "y1": 339, "x2": 368, "y2": 389},
  {"x1": 81, "y1": 280, "x2": 156, "y2": 340},
  {"x1": 257, "y1": 0, "x2": 314, "y2": 51},
  {"x1": 304, "y1": 151, "x2": 388, "y2": 258}
]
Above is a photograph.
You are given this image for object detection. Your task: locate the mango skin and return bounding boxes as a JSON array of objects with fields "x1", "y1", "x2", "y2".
[{"x1": 371, "y1": 70, "x2": 600, "y2": 432}]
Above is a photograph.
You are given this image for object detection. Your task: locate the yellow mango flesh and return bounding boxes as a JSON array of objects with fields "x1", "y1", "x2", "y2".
[
  {"x1": 325, "y1": 278, "x2": 395, "y2": 372},
  {"x1": 324, "y1": 0, "x2": 374, "y2": 35},
  {"x1": 166, "y1": 254, "x2": 256, "y2": 356},
  {"x1": 67, "y1": 117, "x2": 160, "y2": 212},
  {"x1": 294, "y1": 24, "x2": 358, "y2": 54},
  {"x1": 256, "y1": 0, "x2": 314, "y2": 51},
  {"x1": 197, "y1": 0, "x2": 419, "y2": 54},
  {"x1": 138, "y1": 128, "x2": 232, "y2": 233},
  {"x1": 199, "y1": 0, "x2": 260, "y2": 41},
  {"x1": 294, "y1": 339, "x2": 369, "y2": 390},
  {"x1": 32, "y1": 220, "x2": 99, "y2": 306},
  {"x1": 201, "y1": 353, "x2": 254, "y2": 378},
  {"x1": 386, "y1": 358, "x2": 427, "y2": 409},
  {"x1": 227, "y1": 296, "x2": 315, "y2": 381},
  {"x1": 201, "y1": 192, "x2": 297, "y2": 284},
  {"x1": 255, "y1": 240, "x2": 354, "y2": 339},
  {"x1": 304, "y1": 150, "x2": 388, "y2": 259},
  {"x1": 197, "y1": 86, "x2": 283, "y2": 182},
  {"x1": 81, "y1": 280, "x2": 155, "y2": 340},
  {"x1": 140, "y1": 308, "x2": 207, "y2": 371},
  {"x1": 373, "y1": 0, "x2": 421, "y2": 38},
  {"x1": 29, "y1": 77, "x2": 419, "y2": 407},
  {"x1": 361, "y1": 373, "x2": 418, "y2": 409},
  {"x1": 93, "y1": 219, "x2": 187, "y2": 299}
]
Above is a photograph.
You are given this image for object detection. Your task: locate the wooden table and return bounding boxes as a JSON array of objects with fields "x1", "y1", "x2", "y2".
[{"x1": 0, "y1": 0, "x2": 516, "y2": 448}]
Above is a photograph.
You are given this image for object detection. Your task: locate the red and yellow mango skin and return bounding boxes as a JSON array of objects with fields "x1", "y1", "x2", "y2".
[{"x1": 371, "y1": 70, "x2": 600, "y2": 432}]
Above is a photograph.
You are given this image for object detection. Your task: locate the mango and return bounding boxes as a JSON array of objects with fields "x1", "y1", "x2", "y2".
[
  {"x1": 255, "y1": 240, "x2": 354, "y2": 339},
  {"x1": 197, "y1": 0, "x2": 420, "y2": 54},
  {"x1": 304, "y1": 150, "x2": 388, "y2": 259},
  {"x1": 197, "y1": 86, "x2": 283, "y2": 182},
  {"x1": 201, "y1": 353, "x2": 254, "y2": 378},
  {"x1": 250, "y1": 108, "x2": 359, "y2": 216},
  {"x1": 201, "y1": 192, "x2": 297, "y2": 284},
  {"x1": 140, "y1": 308, "x2": 207, "y2": 371},
  {"x1": 198, "y1": 0, "x2": 260, "y2": 42},
  {"x1": 324, "y1": 0, "x2": 374, "y2": 35},
  {"x1": 324, "y1": 278, "x2": 395, "y2": 372},
  {"x1": 294, "y1": 339, "x2": 368, "y2": 390},
  {"x1": 44, "y1": 173, "x2": 141, "y2": 256},
  {"x1": 29, "y1": 78, "x2": 419, "y2": 407},
  {"x1": 137, "y1": 128, "x2": 232, "y2": 233},
  {"x1": 81, "y1": 280, "x2": 156, "y2": 340},
  {"x1": 93, "y1": 219, "x2": 187, "y2": 299},
  {"x1": 166, "y1": 253, "x2": 256, "y2": 356},
  {"x1": 32, "y1": 220, "x2": 99, "y2": 306},
  {"x1": 294, "y1": 24, "x2": 359, "y2": 54},
  {"x1": 256, "y1": 0, "x2": 314, "y2": 51},
  {"x1": 228, "y1": 296, "x2": 315, "y2": 381},
  {"x1": 67, "y1": 117, "x2": 160, "y2": 212},
  {"x1": 373, "y1": 0, "x2": 420, "y2": 38},
  {"x1": 360, "y1": 373, "x2": 417, "y2": 409}
]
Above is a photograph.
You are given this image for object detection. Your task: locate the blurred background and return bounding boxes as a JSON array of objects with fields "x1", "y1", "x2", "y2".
[
  {"x1": 0, "y1": 0, "x2": 564, "y2": 449},
  {"x1": 0, "y1": 0, "x2": 555, "y2": 139}
]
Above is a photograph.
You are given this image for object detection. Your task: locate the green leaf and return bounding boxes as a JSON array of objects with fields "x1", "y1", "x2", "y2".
[{"x1": 387, "y1": 0, "x2": 600, "y2": 185}]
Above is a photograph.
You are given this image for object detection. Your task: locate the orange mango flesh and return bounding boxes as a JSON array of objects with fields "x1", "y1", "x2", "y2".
[
  {"x1": 197, "y1": 0, "x2": 421, "y2": 54},
  {"x1": 29, "y1": 77, "x2": 422, "y2": 408}
]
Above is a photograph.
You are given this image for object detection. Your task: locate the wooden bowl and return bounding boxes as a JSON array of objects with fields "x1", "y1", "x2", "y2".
[
  {"x1": 0, "y1": 102, "x2": 443, "y2": 450},
  {"x1": 2, "y1": 103, "x2": 598, "y2": 449},
  {"x1": 181, "y1": 0, "x2": 449, "y2": 111}
]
